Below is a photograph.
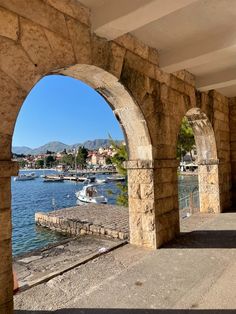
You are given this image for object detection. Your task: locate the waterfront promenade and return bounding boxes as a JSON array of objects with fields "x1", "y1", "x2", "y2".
[{"x1": 14, "y1": 212, "x2": 236, "y2": 311}]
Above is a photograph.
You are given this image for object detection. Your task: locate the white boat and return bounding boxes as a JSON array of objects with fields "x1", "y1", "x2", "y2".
[
  {"x1": 14, "y1": 174, "x2": 36, "y2": 181},
  {"x1": 75, "y1": 184, "x2": 107, "y2": 204},
  {"x1": 96, "y1": 178, "x2": 107, "y2": 184},
  {"x1": 106, "y1": 175, "x2": 126, "y2": 182}
]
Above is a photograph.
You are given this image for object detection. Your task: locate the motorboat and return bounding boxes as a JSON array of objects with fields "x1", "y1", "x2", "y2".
[
  {"x1": 43, "y1": 176, "x2": 64, "y2": 182},
  {"x1": 96, "y1": 178, "x2": 107, "y2": 184},
  {"x1": 75, "y1": 184, "x2": 107, "y2": 204},
  {"x1": 14, "y1": 173, "x2": 36, "y2": 181},
  {"x1": 106, "y1": 175, "x2": 126, "y2": 182}
]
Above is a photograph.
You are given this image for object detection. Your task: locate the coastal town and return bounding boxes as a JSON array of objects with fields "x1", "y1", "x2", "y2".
[{"x1": 13, "y1": 143, "x2": 124, "y2": 171}]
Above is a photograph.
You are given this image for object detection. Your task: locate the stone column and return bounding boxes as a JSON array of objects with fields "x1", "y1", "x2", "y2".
[
  {"x1": 154, "y1": 159, "x2": 180, "y2": 247},
  {"x1": 127, "y1": 159, "x2": 179, "y2": 249},
  {"x1": 198, "y1": 160, "x2": 221, "y2": 213},
  {"x1": 127, "y1": 160, "x2": 157, "y2": 248},
  {"x1": 0, "y1": 161, "x2": 18, "y2": 314}
]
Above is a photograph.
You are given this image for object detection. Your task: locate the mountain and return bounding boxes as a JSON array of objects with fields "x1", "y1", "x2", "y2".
[
  {"x1": 31, "y1": 141, "x2": 70, "y2": 155},
  {"x1": 13, "y1": 139, "x2": 123, "y2": 155},
  {"x1": 13, "y1": 146, "x2": 33, "y2": 155}
]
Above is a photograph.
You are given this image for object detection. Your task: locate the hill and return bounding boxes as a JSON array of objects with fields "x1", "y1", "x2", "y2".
[{"x1": 13, "y1": 139, "x2": 123, "y2": 155}]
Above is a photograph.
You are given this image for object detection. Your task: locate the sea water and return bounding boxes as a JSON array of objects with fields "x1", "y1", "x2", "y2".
[{"x1": 12, "y1": 170, "x2": 198, "y2": 256}]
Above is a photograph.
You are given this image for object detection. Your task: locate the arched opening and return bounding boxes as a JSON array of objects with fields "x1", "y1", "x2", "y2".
[
  {"x1": 9, "y1": 65, "x2": 156, "y2": 292},
  {"x1": 9, "y1": 67, "x2": 155, "y2": 304},
  {"x1": 178, "y1": 108, "x2": 220, "y2": 214}
]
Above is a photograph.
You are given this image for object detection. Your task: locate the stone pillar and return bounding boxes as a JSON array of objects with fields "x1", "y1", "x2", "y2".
[
  {"x1": 154, "y1": 159, "x2": 180, "y2": 247},
  {"x1": 0, "y1": 161, "x2": 18, "y2": 314},
  {"x1": 198, "y1": 160, "x2": 221, "y2": 213},
  {"x1": 127, "y1": 159, "x2": 179, "y2": 249},
  {"x1": 127, "y1": 160, "x2": 157, "y2": 248}
]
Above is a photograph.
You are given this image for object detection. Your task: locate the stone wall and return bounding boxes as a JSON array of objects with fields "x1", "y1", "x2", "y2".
[
  {"x1": 0, "y1": 1, "x2": 234, "y2": 312},
  {"x1": 229, "y1": 97, "x2": 236, "y2": 205}
]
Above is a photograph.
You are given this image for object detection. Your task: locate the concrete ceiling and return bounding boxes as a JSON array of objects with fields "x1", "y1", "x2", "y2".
[{"x1": 79, "y1": 0, "x2": 236, "y2": 97}]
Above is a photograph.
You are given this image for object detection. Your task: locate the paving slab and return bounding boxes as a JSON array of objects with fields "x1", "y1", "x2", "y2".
[
  {"x1": 14, "y1": 236, "x2": 124, "y2": 290},
  {"x1": 14, "y1": 213, "x2": 236, "y2": 312}
]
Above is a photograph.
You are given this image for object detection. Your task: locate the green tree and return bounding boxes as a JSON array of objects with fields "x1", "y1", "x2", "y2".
[
  {"x1": 45, "y1": 155, "x2": 55, "y2": 168},
  {"x1": 61, "y1": 153, "x2": 74, "y2": 167},
  {"x1": 35, "y1": 159, "x2": 44, "y2": 169},
  {"x1": 105, "y1": 156, "x2": 112, "y2": 165},
  {"x1": 177, "y1": 117, "x2": 195, "y2": 160},
  {"x1": 109, "y1": 138, "x2": 128, "y2": 207},
  {"x1": 76, "y1": 146, "x2": 88, "y2": 169},
  {"x1": 18, "y1": 160, "x2": 26, "y2": 169}
]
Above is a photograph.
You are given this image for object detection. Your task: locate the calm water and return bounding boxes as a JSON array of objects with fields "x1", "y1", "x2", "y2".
[{"x1": 12, "y1": 170, "x2": 198, "y2": 256}]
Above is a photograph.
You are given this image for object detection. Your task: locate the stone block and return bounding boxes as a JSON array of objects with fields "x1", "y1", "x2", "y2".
[
  {"x1": 0, "y1": 179, "x2": 11, "y2": 209},
  {"x1": 140, "y1": 183, "x2": 154, "y2": 199},
  {"x1": 0, "y1": 161, "x2": 19, "y2": 177},
  {"x1": 173, "y1": 70, "x2": 195, "y2": 86},
  {"x1": 44, "y1": 29, "x2": 75, "y2": 67},
  {"x1": 124, "y1": 50, "x2": 156, "y2": 80},
  {"x1": 214, "y1": 109, "x2": 227, "y2": 122},
  {"x1": 0, "y1": 0, "x2": 68, "y2": 38},
  {"x1": 155, "y1": 182, "x2": 178, "y2": 199},
  {"x1": 128, "y1": 198, "x2": 154, "y2": 214},
  {"x1": 154, "y1": 167, "x2": 177, "y2": 184},
  {"x1": 20, "y1": 17, "x2": 58, "y2": 75},
  {"x1": 155, "y1": 195, "x2": 178, "y2": 215},
  {"x1": 66, "y1": 16, "x2": 91, "y2": 64},
  {"x1": 0, "y1": 6, "x2": 18, "y2": 41},
  {"x1": 0, "y1": 269, "x2": 13, "y2": 305},
  {"x1": 0, "y1": 133, "x2": 12, "y2": 160},
  {"x1": 0, "y1": 37, "x2": 38, "y2": 91},
  {"x1": 0, "y1": 239, "x2": 12, "y2": 267},
  {"x1": 91, "y1": 35, "x2": 109, "y2": 70},
  {"x1": 155, "y1": 67, "x2": 170, "y2": 85},
  {"x1": 169, "y1": 74, "x2": 185, "y2": 93},
  {"x1": 115, "y1": 33, "x2": 135, "y2": 51},
  {"x1": 46, "y1": 0, "x2": 90, "y2": 26},
  {"x1": 128, "y1": 168, "x2": 153, "y2": 184},
  {"x1": 108, "y1": 42, "x2": 126, "y2": 79},
  {"x1": 0, "y1": 208, "x2": 11, "y2": 241},
  {"x1": 142, "y1": 211, "x2": 155, "y2": 232},
  {"x1": 128, "y1": 182, "x2": 141, "y2": 199},
  {"x1": 148, "y1": 47, "x2": 159, "y2": 65}
]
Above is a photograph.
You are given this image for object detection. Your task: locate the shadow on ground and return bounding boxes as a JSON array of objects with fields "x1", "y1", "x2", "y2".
[
  {"x1": 163, "y1": 230, "x2": 236, "y2": 249},
  {"x1": 14, "y1": 310, "x2": 236, "y2": 314}
]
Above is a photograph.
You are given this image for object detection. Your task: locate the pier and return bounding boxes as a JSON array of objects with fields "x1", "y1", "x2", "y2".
[{"x1": 35, "y1": 204, "x2": 129, "y2": 241}]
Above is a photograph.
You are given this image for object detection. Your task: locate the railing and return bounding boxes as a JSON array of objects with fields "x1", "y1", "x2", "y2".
[{"x1": 179, "y1": 187, "x2": 199, "y2": 212}]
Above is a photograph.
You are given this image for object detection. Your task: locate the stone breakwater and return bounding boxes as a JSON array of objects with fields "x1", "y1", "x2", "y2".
[{"x1": 35, "y1": 204, "x2": 129, "y2": 240}]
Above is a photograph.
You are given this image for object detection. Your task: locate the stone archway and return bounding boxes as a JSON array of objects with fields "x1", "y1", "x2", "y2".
[{"x1": 185, "y1": 108, "x2": 220, "y2": 213}]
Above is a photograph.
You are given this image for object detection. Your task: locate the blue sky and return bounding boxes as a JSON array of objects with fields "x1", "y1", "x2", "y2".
[{"x1": 13, "y1": 75, "x2": 124, "y2": 148}]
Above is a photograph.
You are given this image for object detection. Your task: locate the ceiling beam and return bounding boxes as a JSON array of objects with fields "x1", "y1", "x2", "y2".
[
  {"x1": 197, "y1": 67, "x2": 236, "y2": 91},
  {"x1": 92, "y1": 0, "x2": 198, "y2": 40},
  {"x1": 160, "y1": 30, "x2": 236, "y2": 73}
]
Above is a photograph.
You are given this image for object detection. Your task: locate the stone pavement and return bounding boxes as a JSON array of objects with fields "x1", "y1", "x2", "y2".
[
  {"x1": 35, "y1": 205, "x2": 129, "y2": 240},
  {"x1": 14, "y1": 236, "x2": 124, "y2": 290},
  {"x1": 14, "y1": 212, "x2": 236, "y2": 312}
]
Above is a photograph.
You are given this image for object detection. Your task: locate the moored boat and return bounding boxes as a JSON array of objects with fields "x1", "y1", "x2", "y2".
[
  {"x1": 96, "y1": 178, "x2": 107, "y2": 184},
  {"x1": 43, "y1": 176, "x2": 64, "y2": 182},
  {"x1": 75, "y1": 184, "x2": 107, "y2": 204},
  {"x1": 106, "y1": 175, "x2": 125, "y2": 182},
  {"x1": 14, "y1": 174, "x2": 36, "y2": 181}
]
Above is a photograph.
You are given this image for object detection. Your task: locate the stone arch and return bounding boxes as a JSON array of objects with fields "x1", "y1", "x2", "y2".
[
  {"x1": 0, "y1": 10, "x2": 157, "y2": 309},
  {"x1": 184, "y1": 107, "x2": 220, "y2": 213}
]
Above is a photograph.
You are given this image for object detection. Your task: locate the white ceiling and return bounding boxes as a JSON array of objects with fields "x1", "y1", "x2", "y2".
[{"x1": 79, "y1": 0, "x2": 236, "y2": 97}]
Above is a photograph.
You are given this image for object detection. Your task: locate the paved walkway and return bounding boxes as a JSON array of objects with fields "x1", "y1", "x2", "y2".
[
  {"x1": 35, "y1": 204, "x2": 129, "y2": 240},
  {"x1": 15, "y1": 212, "x2": 236, "y2": 312}
]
